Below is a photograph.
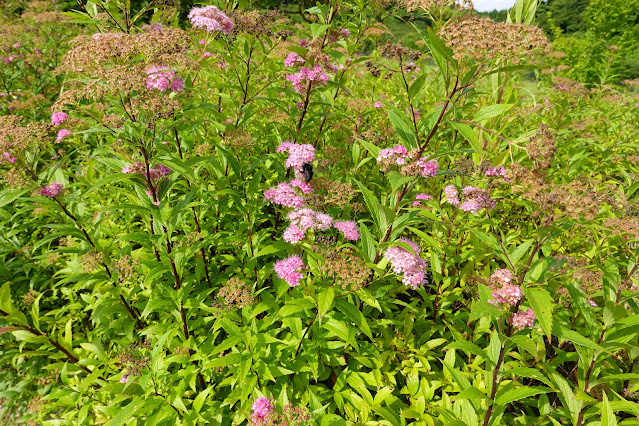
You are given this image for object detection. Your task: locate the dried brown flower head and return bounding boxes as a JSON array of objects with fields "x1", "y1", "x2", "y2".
[
  {"x1": 320, "y1": 248, "x2": 371, "y2": 290},
  {"x1": 112, "y1": 255, "x2": 141, "y2": 284},
  {"x1": 403, "y1": 0, "x2": 473, "y2": 12},
  {"x1": 80, "y1": 251, "x2": 105, "y2": 273},
  {"x1": 526, "y1": 123, "x2": 556, "y2": 171},
  {"x1": 22, "y1": 289, "x2": 37, "y2": 306},
  {"x1": 213, "y1": 278, "x2": 254, "y2": 311},
  {"x1": 439, "y1": 16, "x2": 550, "y2": 63}
]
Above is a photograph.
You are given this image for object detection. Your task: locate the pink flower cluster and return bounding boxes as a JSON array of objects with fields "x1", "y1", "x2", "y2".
[
  {"x1": 188, "y1": 5, "x2": 233, "y2": 34},
  {"x1": 286, "y1": 65, "x2": 329, "y2": 94},
  {"x1": 264, "y1": 181, "x2": 307, "y2": 209},
  {"x1": 411, "y1": 193, "x2": 432, "y2": 207},
  {"x1": 414, "y1": 158, "x2": 438, "y2": 177},
  {"x1": 149, "y1": 164, "x2": 172, "y2": 181},
  {"x1": 120, "y1": 374, "x2": 129, "y2": 384},
  {"x1": 40, "y1": 182, "x2": 63, "y2": 198},
  {"x1": 284, "y1": 52, "x2": 305, "y2": 67},
  {"x1": 122, "y1": 162, "x2": 172, "y2": 181},
  {"x1": 377, "y1": 145, "x2": 408, "y2": 169},
  {"x1": 490, "y1": 284, "x2": 522, "y2": 306},
  {"x1": 384, "y1": 238, "x2": 428, "y2": 289},
  {"x1": 290, "y1": 178, "x2": 313, "y2": 194},
  {"x1": 55, "y1": 129, "x2": 71, "y2": 142},
  {"x1": 374, "y1": 101, "x2": 383, "y2": 108},
  {"x1": 277, "y1": 142, "x2": 315, "y2": 171},
  {"x1": 444, "y1": 185, "x2": 495, "y2": 214},
  {"x1": 2, "y1": 152, "x2": 16, "y2": 164},
  {"x1": 274, "y1": 256, "x2": 306, "y2": 287},
  {"x1": 511, "y1": 308, "x2": 536, "y2": 330},
  {"x1": 485, "y1": 166, "x2": 507, "y2": 179},
  {"x1": 145, "y1": 66, "x2": 184, "y2": 93},
  {"x1": 51, "y1": 112, "x2": 68, "y2": 126},
  {"x1": 334, "y1": 220, "x2": 360, "y2": 241},
  {"x1": 283, "y1": 208, "x2": 333, "y2": 244}
]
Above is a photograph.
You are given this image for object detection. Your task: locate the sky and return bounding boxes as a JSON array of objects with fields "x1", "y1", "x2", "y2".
[{"x1": 473, "y1": 0, "x2": 518, "y2": 11}]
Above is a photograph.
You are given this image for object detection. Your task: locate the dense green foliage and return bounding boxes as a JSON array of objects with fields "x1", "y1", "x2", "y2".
[{"x1": 1, "y1": 0, "x2": 639, "y2": 424}]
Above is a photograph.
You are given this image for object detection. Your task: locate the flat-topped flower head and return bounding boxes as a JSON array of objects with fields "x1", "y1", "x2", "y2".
[
  {"x1": 188, "y1": 5, "x2": 233, "y2": 34},
  {"x1": 384, "y1": 238, "x2": 428, "y2": 289},
  {"x1": 40, "y1": 182, "x2": 63, "y2": 198},
  {"x1": 334, "y1": 220, "x2": 360, "y2": 241},
  {"x1": 287, "y1": 65, "x2": 329, "y2": 94},
  {"x1": 274, "y1": 256, "x2": 306, "y2": 287},
  {"x1": 55, "y1": 129, "x2": 71, "y2": 143},
  {"x1": 145, "y1": 66, "x2": 183, "y2": 93},
  {"x1": 284, "y1": 52, "x2": 305, "y2": 67},
  {"x1": 264, "y1": 182, "x2": 306, "y2": 209},
  {"x1": 377, "y1": 145, "x2": 408, "y2": 171},
  {"x1": 51, "y1": 112, "x2": 68, "y2": 126},
  {"x1": 277, "y1": 142, "x2": 315, "y2": 172},
  {"x1": 490, "y1": 283, "x2": 522, "y2": 306},
  {"x1": 444, "y1": 185, "x2": 459, "y2": 206},
  {"x1": 511, "y1": 308, "x2": 536, "y2": 330}
]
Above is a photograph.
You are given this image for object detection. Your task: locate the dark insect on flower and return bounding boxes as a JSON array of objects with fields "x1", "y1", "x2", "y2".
[{"x1": 302, "y1": 162, "x2": 313, "y2": 182}]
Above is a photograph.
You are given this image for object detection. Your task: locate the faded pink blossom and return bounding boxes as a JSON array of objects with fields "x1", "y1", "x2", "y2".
[
  {"x1": 443, "y1": 185, "x2": 459, "y2": 206},
  {"x1": 511, "y1": 308, "x2": 536, "y2": 330},
  {"x1": 287, "y1": 65, "x2": 329, "y2": 94},
  {"x1": 273, "y1": 256, "x2": 305, "y2": 287},
  {"x1": 485, "y1": 166, "x2": 507, "y2": 179},
  {"x1": 490, "y1": 284, "x2": 522, "y2": 306},
  {"x1": 374, "y1": 101, "x2": 383, "y2": 108},
  {"x1": 384, "y1": 238, "x2": 428, "y2": 289},
  {"x1": 120, "y1": 374, "x2": 129, "y2": 384},
  {"x1": 149, "y1": 164, "x2": 172, "y2": 181},
  {"x1": 411, "y1": 193, "x2": 432, "y2": 207},
  {"x1": 146, "y1": 66, "x2": 183, "y2": 92},
  {"x1": 40, "y1": 182, "x2": 63, "y2": 197},
  {"x1": 461, "y1": 186, "x2": 495, "y2": 213},
  {"x1": 284, "y1": 52, "x2": 305, "y2": 67},
  {"x1": 55, "y1": 129, "x2": 71, "y2": 142},
  {"x1": 51, "y1": 111, "x2": 68, "y2": 126},
  {"x1": 588, "y1": 299, "x2": 597, "y2": 307},
  {"x1": 341, "y1": 29, "x2": 351, "y2": 38},
  {"x1": 188, "y1": 5, "x2": 233, "y2": 34},
  {"x1": 334, "y1": 220, "x2": 360, "y2": 241},
  {"x1": 377, "y1": 145, "x2": 408, "y2": 168},
  {"x1": 122, "y1": 162, "x2": 145, "y2": 174},
  {"x1": 415, "y1": 158, "x2": 438, "y2": 177},
  {"x1": 2, "y1": 152, "x2": 16, "y2": 163}
]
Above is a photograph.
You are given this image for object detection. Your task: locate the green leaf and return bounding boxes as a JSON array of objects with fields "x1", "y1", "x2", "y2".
[
  {"x1": 524, "y1": 287, "x2": 553, "y2": 340},
  {"x1": 279, "y1": 298, "x2": 315, "y2": 317},
  {"x1": 320, "y1": 414, "x2": 348, "y2": 426},
  {"x1": 106, "y1": 400, "x2": 138, "y2": 426},
  {"x1": 334, "y1": 298, "x2": 373, "y2": 339},
  {"x1": 473, "y1": 104, "x2": 515, "y2": 122},
  {"x1": 450, "y1": 121, "x2": 481, "y2": 153},
  {"x1": 0, "y1": 282, "x2": 14, "y2": 314},
  {"x1": 317, "y1": 287, "x2": 335, "y2": 319},
  {"x1": 193, "y1": 387, "x2": 212, "y2": 413},
  {"x1": 495, "y1": 386, "x2": 550, "y2": 406},
  {"x1": 601, "y1": 393, "x2": 618, "y2": 426}
]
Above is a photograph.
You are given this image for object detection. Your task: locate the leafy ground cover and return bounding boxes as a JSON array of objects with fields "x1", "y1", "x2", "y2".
[{"x1": 1, "y1": 0, "x2": 639, "y2": 424}]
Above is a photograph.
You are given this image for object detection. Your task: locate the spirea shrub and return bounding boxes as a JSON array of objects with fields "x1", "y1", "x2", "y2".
[{"x1": 1, "y1": 0, "x2": 639, "y2": 424}]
